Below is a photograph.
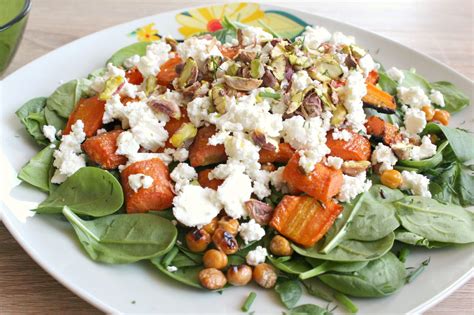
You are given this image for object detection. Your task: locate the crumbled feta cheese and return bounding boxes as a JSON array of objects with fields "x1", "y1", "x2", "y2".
[
  {"x1": 241, "y1": 26, "x2": 273, "y2": 46},
  {"x1": 239, "y1": 219, "x2": 266, "y2": 244},
  {"x1": 208, "y1": 130, "x2": 230, "y2": 146},
  {"x1": 270, "y1": 166, "x2": 288, "y2": 193},
  {"x1": 291, "y1": 70, "x2": 313, "y2": 91},
  {"x1": 429, "y1": 89, "x2": 445, "y2": 107},
  {"x1": 358, "y1": 54, "x2": 376, "y2": 77},
  {"x1": 397, "y1": 86, "x2": 430, "y2": 109},
  {"x1": 326, "y1": 156, "x2": 344, "y2": 169},
  {"x1": 337, "y1": 172, "x2": 372, "y2": 202},
  {"x1": 224, "y1": 133, "x2": 260, "y2": 174},
  {"x1": 251, "y1": 169, "x2": 272, "y2": 199},
  {"x1": 410, "y1": 135, "x2": 437, "y2": 161},
  {"x1": 124, "y1": 54, "x2": 140, "y2": 69},
  {"x1": 386, "y1": 67, "x2": 405, "y2": 83},
  {"x1": 298, "y1": 147, "x2": 331, "y2": 173},
  {"x1": 170, "y1": 163, "x2": 197, "y2": 192},
  {"x1": 120, "y1": 82, "x2": 139, "y2": 99},
  {"x1": 166, "y1": 266, "x2": 178, "y2": 273},
  {"x1": 137, "y1": 41, "x2": 172, "y2": 77},
  {"x1": 246, "y1": 246, "x2": 268, "y2": 266},
  {"x1": 209, "y1": 159, "x2": 246, "y2": 180},
  {"x1": 42, "y1": 125, "x2": 57, "y2": 143},
  {"x1": 404, "y1": 107, "x2": 426, "y2": 135},
  {"x1": 173, "y1": 147, "x2": 189, "y2": 162},
  {"x1": 331, "y1": 31, "x2": 355, "y2": 46},
  {"x1": 96, "y1": 128, "x2": 107, "y2": 135},
  {"x1": 342, "y1": 71, "x2": 367, "y2": 132},
  {"x1": 401, "y1": 171, "x2": 431, "y2": 197},
  {"x1": 332, "y1": 128, "x2": 353, "y2": 141},
  {"x1": 187, "y1": 96, "x2": 212, "y2": 127},
  {"x1": 177, "y1": 37, "x2": 222, "y2": 71},
  {"x1": 116, "y1": 131, "x2": 140, "y2": 156},
  {"x1": 301, "y1": 26, "x2": 331, "y2": 52},
  {"x1": 173, "y1": 185, "x2": 221, "y2": 227},
  {"x1": 371, "y1": 143, "x2": 398, "y2": 172},
  {"x1": 51, "y1": 120, "x2": 86, "y2": 184},
  {"x1": 217, "y1": 172, "x2": 253, "y2": 219},
  {"x1": 128, "y1": 173, "x2": 154, "y2": 192}
]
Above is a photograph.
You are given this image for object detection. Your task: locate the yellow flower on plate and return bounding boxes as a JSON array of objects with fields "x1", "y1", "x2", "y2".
[
  {"x1": 133, "y1": 23, "x2": 160, "y2": 42},
  {"x1": 176, "y1": 3, "x2": 264, "y2": 37}
]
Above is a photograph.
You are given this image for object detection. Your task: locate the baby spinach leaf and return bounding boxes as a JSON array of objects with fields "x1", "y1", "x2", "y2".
[
  {"x1": 301, "y1": 277, "x2": 334, "y2": 302},
  {"x1": 377, "y1": 72, "x2": 398, "y2": 95},
  {"x1": 275, "y1": 279, "x2": 303, "y2": 309},
  {"x1": 150, "y1": 254, "x2": 203, "y2": 289},
  {"x1": 293, "y1": 233, "x2": 395, "y2": 262},
  {"x1": 319, "y1": 252, "x2": 406, "y2": 298},
  {"x1": 397, "y1": 141, "x2": 448, "y2": 170},
  {"x1": 44, "y1": 106, "x2": 67, "y2": 131},
  {"x1": 430, "y1": 160, "x2": 474, "y2": 206},
  {"x1": 284, "y1": 304, "x2": 333, "y2": 315},
  {"x1": 300, "y1": 260, "x2": 368, "y2": 280},
  {"x1": 430, "y1": 81, "x2": 470, "y2": 113},
  {"x1": 395, "y1": 196, "x2": 474, "y2": 244},
  {"x1": 394, "y1": 228, "x2": 448, "y2": 248},
  {"x1": 36, "y1": 167, "x2": 124, "y2": 217},
  {"x1": 268, "y1": 255, "x2": 313, "y2": 275},
  {"x1": 400, "y1": 70, "x2": 431, "y2": 94},
  {"x1": 15, "y1": 97, "x2": 49, "y2": 146},
  {"x1": 18, "y1": 145, "x2": 55, "y2": 192},
  {"x1": 107, "y1": 42, "x2": 149, "y2": 67},
  {"x1": 46, "y1": 79, "x2": 91, "y2": 119},
  {"x1": 424, "y1": 123, "x2": 474, "y2": 164},
  {"x1": 63, "y1": 207, "x2": 177, "y2": 264}
]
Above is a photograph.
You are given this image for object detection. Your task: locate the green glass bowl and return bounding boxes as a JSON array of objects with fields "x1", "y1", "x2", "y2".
[{"x1": 0, "y1": 0, "x2": 31, "y2": 77}]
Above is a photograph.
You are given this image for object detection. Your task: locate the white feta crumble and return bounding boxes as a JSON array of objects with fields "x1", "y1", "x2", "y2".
[
  {"x1": 96, "y1": 128, "x2": 107, "y2": 135},
  {"x1": 187, "y1": 96, "x2": 212, "y2": 127},
  {"x1": 42, "y1": 125, "x2": 57, "y2": 143},
  {"x1": 224, "y1": 133, "x2": 260, "y2": 174},
  {"x1": 429, "y1": 89, "x2": 445, "y2": 107},
  {"x1": 410, "y1": 135, "x2": 437, "y2": 161},
  {"x1": 342, "y1": 71, "x2": 367, "y2": 132},
  {"x1": 331, "y1": 31, "x2": 355, "y2": 46},
  {"x1": 208, "y1": 130, "x2": 230, "y2": 146},
  {"x1": 400, "y1": 171, "x2": 431, "y2": 197},
  {"x1": 166, "y1": 265, "x2": 178, "y2": 273},
  {"x1": 173, "y1": 147, "x2": 189, "y2": 162},
  {"x1": 128, "y1": 173, "x2": 154, "y2": 192},
  {"x1": 301, "y1": 26, "x2": 332, "y2": 52},
  {"x1": 337, "y1": 172, "x2": 372, "y2": 202},
  {"x1": 246, "y1": 246, "x2": 268, "y2": 266},
  {"x1": 358, "y1": 54, "x2": 377, "y2": 77},
  {"x1": 51, "y1": 120, "x2": 86, "y2": 184},
  {"x1": 173, "y1": 185, "x2": 221, "y2": 227},
  {"x1": 241, "y1": 26, "x2": 273, "y2": 46},
  {"x1": 397, "y1": 86, "x2": 431, "y2": 109},
  {"x1": 332, "y1": 128, "x2": 353, "y2": 141},
  {"x1": 298, "y1": 147, "x2": 330, "y2": 173},
  {"x1": 239, "y1": 219, "x2": 266, "y2": 244},
  {"x1": 90, "y1": 63, "x2": 127, "y2": 93},
  {"x1": 326, "y1": 156, "x2": 344, "y2": 170},
  {"x1": 123, "y1": 54, "x2": 140, "y2": 69},
  {"x1": 217, "y1": 172, "x2": 253, "y2": 219},
  {"x1": 291, "y1": 70, "x2": 313, "y2": 91},
  {"x1": 137, "y1": 41, "x2": 172, "y2": 77},
  {"x1": 177, "y1": 37, "x2": 222, "y2": 71},
  {"x1": 386, "y1": 67, "x2": 405, "y2": 83},
  {"x1": 116, "y1": 131, "x2": 140, "y2": 156},
  {"x1": 371, "y1": 143, "x2": 398, "y2": 172},
  {"x1": 170, "y1": 163, "x2": 197, "y2": 192},
  {"x1": 404, "y1": 107, "x2": 426, "y2": 135},
  {"x1": 270, "y1": 166, "x2": 288, "y2": 193},
  {"x1": 120, "y1": 82, "x2": 139, "y2": 99}
]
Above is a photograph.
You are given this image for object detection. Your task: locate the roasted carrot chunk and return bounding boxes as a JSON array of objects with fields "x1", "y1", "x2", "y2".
[
  {"x1": 121, "y1": 158, "x2": 174, "y2": 213},
  {"x1": 326, "y1": 130, "x2": 371, "y2": 161},
  {"x1": 366, "y1": 70, "x2": 379, "y2": 85},
  {"x1": 259, "y1": 143, "x2": 295, "y2": 164},
  {"x1": 125, "y1": 67, "x2": 144, "y2": 85},
  {"x1": 63, "y1": 96, "x2": 105, "y2": 137},
  {"x1": 156, "y1": 56, "x2": 182, "y2": 87},
  {"x1": 198, "y1": 169, "x2": 224, "y2": 190},
  {"x1": 270, "y1": 195, "x2": 343, "y2": 247},
  {"x1": 362, "y1": 83, "x2": 397, "y2": 113},
  {"x1": 283, "y1": 154, "x2": 343, "y2": 202},
  {"x1": 82, "y1": 130, "x2": 127, "y2": 169},
  {"x1": 365, "y1": 116, "x2": 402, "y2": 145},
  {"x1": 189, "y1": 125, "x2": 227, "y2": 167},
  {"x1": 155, "y1": 108, "x2": 191, "y2": 152}
]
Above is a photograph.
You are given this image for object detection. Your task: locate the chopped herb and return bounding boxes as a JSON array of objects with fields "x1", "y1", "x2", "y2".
[
  {"x1": 241, "y1": 291, "x2": 257, "y2": 312},
  {"x1": 406, "y1": 258, "x2": 430, "y2": 283}
]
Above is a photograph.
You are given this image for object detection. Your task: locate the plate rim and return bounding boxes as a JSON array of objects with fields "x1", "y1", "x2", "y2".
[{"x1": 1, "y1": 2, "x2": 472, "y2": 313}]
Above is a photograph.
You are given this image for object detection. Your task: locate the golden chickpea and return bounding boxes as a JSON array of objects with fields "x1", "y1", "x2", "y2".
[
  {"x1": 212, "y1": 228, "x2": 239, "y2": 255},
  {"x1": 253, "y1": 263, "x2": 277, "y2": 289},
  {"x1": 226, "y1": 264, "x2": 253, "y2": 286},
  {"x1": 421, "y1": 105, "x2": 435, "y2": 121},
  {"x1": 203, "y1": 217, "x2": 218, "y2": 235},
  {"x1": 203, "y1": 249, "x2": 228, "y2": 269},
  {"x1": 185, "y1": 229, "x2": 211, "y2": 253},
  {"x1": 429, "y1": 133, "x2": 439, "y2": 144},
  {"x1": 218, "y1": 216, "x2": 240, "y2": 235},
  {"x1": 198, "y1": 268, "x2": 227, "y2": 290},
  {"x1": 380, "y1": 169, "x2": 403, "y2": 189},
  {"x1": 433, "y1": 109, "x2": 450, "y2": 126},
  {"x1": 269, "y1": 235, "x2": 293, "y2": 256}
]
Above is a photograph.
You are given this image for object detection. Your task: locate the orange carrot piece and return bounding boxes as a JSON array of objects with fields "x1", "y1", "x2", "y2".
[
  {"x1": 82, "y1": 130, "x2": 127, "y2": 169},
  {"x1": 156, "y1": 56, "x2": 182, "y2": 87},
  {"x1": 259, "y1": 143, "x2": 295, "y2": 164},
  {"x1": 362, "y1": 83, "x2": 397, "y2": 113},
  {"x1": 63, "y1": 96, "x2": 105, "y2": 137},
  {"x1": 270, "y1": 195, "x2": 343, "y2": 247},
  {"x1": 366, "y1": 70, "x2": 379, "y2": 85},
  {"x1": 155, "y1": 108, "x2": 191, "y2": 152},
  {"x1": 283, "y1": 153, "x2": 343, "y2": 202},
  {"x1": 189, "y1": 125, "x2": 227, "y2": 167},
  {"x1": 198, "y1": 169, "x2": 224, "y2": 190},
  {"x1": 326, "y1": 130, "x2": 371, "y2": 161},
  {"x1": 121, "y1": 158, "x2": 174, "y2": 213},
  {"x1": 125, "y1": 67, "x2": 144, "y2": 85},
  {"x1": 365, "y1": 116, "x2": 402, "y2": 145}
]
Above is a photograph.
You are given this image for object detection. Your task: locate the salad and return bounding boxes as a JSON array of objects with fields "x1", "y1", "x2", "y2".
[{"x1": 16, "y1": 19, "x2": 473, "y2": 313}]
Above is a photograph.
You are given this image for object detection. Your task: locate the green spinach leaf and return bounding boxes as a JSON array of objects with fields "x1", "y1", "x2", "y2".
[
  {"x1": 46, "y1": 79, "x2": 91, "y2": 119},
  {"x1": 268, "y1": 255, "x2": 313, "y2": 275},
  {"x1": 63, "y1": 207, "x2": 177, "y2": 264},
  {"x1": 284, "y1": 304, "x2": 332, "y2": 315},
  {"x1": 150, "y1": 254, "x2": 203, "y2": 289},
  {"x1": 15, "y1": 97, "x2": 49, "y2": 145},
  {"x1": 394, "y1": 228, "x2": 448, "y2": 248},
  {"x1": 397, "y1": 141, "x2": 448, "y2": 170},
  {"x1": 106, "y1": 42, "x2": 149, "y2": 67},
  {"x1": 424, "y1": 123, "x2": 474, "y2": 164},
  {"x1": 377, "y1": 72, "x2": 398, "y2": 95},
  {"x1": 18, "y1": 145, "x2": 55, "y2": 192},
  {"x1": 275, "y1": 279, "x2": 303, "y2": 309},
  {"x1": 44, "y1": 106, "x2": 67, "y2": 131},
  {"x1": 300, "y1": 260, "x2": 368, "y2": 280},
  {"x1": 36, "y1": 167, "x2": 124, "y2": 217},
  {"x1": 400, "y1": 70, "x2": 431, "y2": 94},
  {"x1": 430, "y1": 81, "x2": 470, "y2": 113}
]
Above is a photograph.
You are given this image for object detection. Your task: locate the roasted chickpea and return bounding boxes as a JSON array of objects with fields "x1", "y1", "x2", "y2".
[
  {"x1": 198, "y1": 268, "x2": 227, "y2": 290},
  {"x1": 433, "y1": 109, "x2": 450, "y2": 126},
  {"x1": 203, "y1": 217, "x2": 218, "y2": 235},
  {"x1": 185, "y1": 229, "x2": 211, "y2": 252},
  {"x1": 269, "y1": 235, "x2": 293, "y2": 256},
  {"x1": 203, "y1": 249, "x2": 228, "y2": 269},
  {"x1": 212, "y1": 228, "x2": 239, "y2": 254},
  {"x1": 380, "y1": 169, "x2": 403, "y2": 189},
  {"x1": 421, "y1": 105, "x2": 435, "y2": 121},
  {"x1": 253, "y1": 263, "x2": 277, "y2": 289},
  {"x1": 218, "y1": 216, "x2": 240, "y2": 235},
  {"x1": 226, "y1": 264, "x2": 253, "y2": 286},
  {"x1": 429, "y1": 133, "x2": 439, "y2": 144}
]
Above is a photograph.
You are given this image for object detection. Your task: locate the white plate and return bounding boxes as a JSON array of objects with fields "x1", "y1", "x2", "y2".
[{"x1": 0, "y1": 3, "x2": 473, "y2": 314}]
